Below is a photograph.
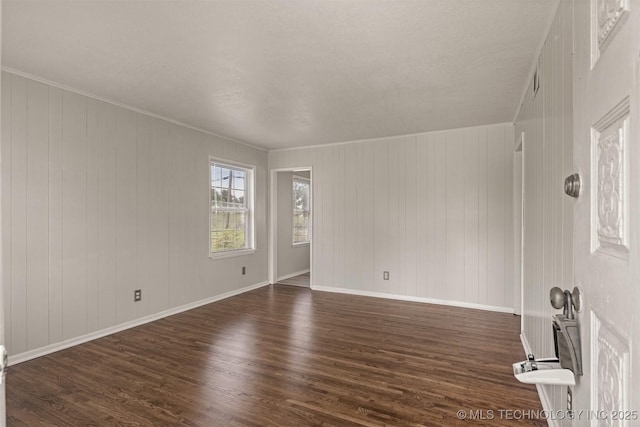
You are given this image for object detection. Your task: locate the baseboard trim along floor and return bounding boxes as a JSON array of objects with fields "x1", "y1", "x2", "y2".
[
  {"x1": 312, "y1": 285, "x2": 514, "y2": 314},
  {"x1": 8, "y1": 280, "x2": 270, "y2": 366}
]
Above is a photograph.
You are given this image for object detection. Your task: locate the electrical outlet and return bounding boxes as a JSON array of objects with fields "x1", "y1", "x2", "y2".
[
  {"x1": 383, "y1": 271, "x2": 389, "y2": 280},
  {"x1": 242, "y1": 266, "x2": 246, "y2": 275},
  {"x1": 134, "y1": 289, "x2": 142, "y2": 302}
]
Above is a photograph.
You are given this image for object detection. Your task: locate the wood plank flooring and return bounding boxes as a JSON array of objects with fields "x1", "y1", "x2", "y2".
[
  {"x1": 277, "y1": 272, "x2": 311, "y2": 287},
  {"x1": 7, "y1": 285, "x2": 544, "y2": 426}
]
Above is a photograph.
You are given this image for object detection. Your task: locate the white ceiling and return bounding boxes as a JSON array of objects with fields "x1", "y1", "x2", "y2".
[{"x1": 2, "y1": 0, "x2": 557, "y2": 150}]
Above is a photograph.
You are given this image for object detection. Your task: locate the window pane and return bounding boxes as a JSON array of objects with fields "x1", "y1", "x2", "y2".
[
  {"x1": 212, "y1": 187, "x2": 223, "y2": 207},
  {"x1": 232, "y1": 169, "x2": 246, "y2": 190},
  {"x1": 219, "y1": 167, "x2": 231, "y2": 187},
  {"x1": 210, "y1": 211, "x2": 226, "y2": 232},
  {"x1": 292, "y1": 178, "x2": 311, "y2": 244},
  {"x1": 212, "y1": 186, "x2": 245, "y2": 208},
  {"x1": 232, "y1": 189, "x2": 245, "y2": 207},
  {"x1": 210, "y1": 160, "x2": 253, "y2": 254},
  {"x1": 293, "y1": 180, "x2": 309, "y2": 211},
  {"x1": 211, "y1": 165, "x2": 222, "y2": 187}
]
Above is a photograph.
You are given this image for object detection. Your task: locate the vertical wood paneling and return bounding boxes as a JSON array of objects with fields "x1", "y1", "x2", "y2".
[
  {"x1": 168, "y1": 126, "x2": 188, "y2": 305},
  {"x1": 387, "y1": 140, "x2": 400, "y2": 294},
  {"x1": 362, "y1": 145, "x2": 375, "y2": 291},
  {"x1": 97, "y1": 101, "x2": 118, "y2": 330},
  {"x1": 48, "y1": 87, "x2": 63, "y2": 343},
  {"x1": 86, "y1": 99, "x2": 99, "y2": 332},
  {"x1": 502, "y1": 125, "x2": 514, "y2": 309},
  {"x1": 445, "y1": 131, "x2": 464, "y2": 302},
  {"x1": 432, "y1": 133, "x2": 447, "y2": 300},
  {"x1": 425, "y1": 135, "x2": 436, "y2": 299},
  {"x1": 25, "y1": 79, "x2": 49, "y2": 349},
  {"x1": 2, "y1": 71, "x2": 269, "y2": 359},
  {"x1": 319, "y1": 147, "x2": 333, "y2": 288},
  {"x1": 404, "y1": 139, "x2": 417, "y2": 296},
  {"x1": 355, "y1": 143, "x2": 372, "y2": 291},
  {"x1": 373, "y1": 141, "x2": 389, "y2": 293},
  {"x1": 354, "y1": 144, "x2": 364, "y2": 291},
  {"x1": 61, "y1": 90, "x2": 87, "y2": 340},
  {"x1": 308, "y1": 148, "x2": 321, "y2": 286},
  {"x1": 2, "y1": 72, "x2": 13, "y2": 352},
  {"x1": 332, "y1": 145, "x2": 345, "y2": 289},
  {"x1": 477, "y1": 129, "x2": 489, "y2": 305},
  {"x1": 148, "y1": 119, "x2": 170, "y2": 313},
  {"x1": 115, "y1": 109, "x2": 137, "y2": 323},
  {"x1": 415, "y1": 135, "x2": 428, "y2": 298},
  {"x1": 464, "y1": 128, "x2": 480, "y2": 303},
  {"x1": 183, "y1": 129, "x2": 200, "y2": 298},
  {"x1": 270, "y1": 123, "x2": 514, "y2": 311},
  {"x1": 11, "y1": 75, "x2": 28, "y2": 354},
  {"x1": 312, "y1": 149, "x2": 325, "y2": 287},
  {"x1": 343, "y1": 145, "x2": 357, "y2": 289},
  {"x1": 395, "y1": 140, "x2": 407, "y2": 295},
  {"x1": 487, "y1": 126, "x2": 506, "y2": 307},
  {"x1": 136, "y1": 115, "x2": 151, "y2": 318}
]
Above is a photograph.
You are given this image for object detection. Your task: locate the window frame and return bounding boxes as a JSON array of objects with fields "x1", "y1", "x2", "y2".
[
  {"x1": 209, "y1": 156, "x2": 256, "y2": 259},
  {"x1": 292, "y1": 175, "x2": 311, "y2": 246}
]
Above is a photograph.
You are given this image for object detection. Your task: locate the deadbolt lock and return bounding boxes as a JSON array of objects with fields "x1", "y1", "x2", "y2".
[{"x1": 564, "y1": 174, "x2": 581, "y2": 198}]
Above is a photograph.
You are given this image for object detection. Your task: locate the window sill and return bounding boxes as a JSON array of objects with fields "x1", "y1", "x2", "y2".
[
  {"x1": 292, "y1": 242, "x2": 310, "y2": 248},
  {"x1": 209, "y1": 249, "x2": 256, "y2": 260}
]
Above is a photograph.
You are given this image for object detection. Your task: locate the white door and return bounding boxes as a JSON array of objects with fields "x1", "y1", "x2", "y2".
[{"x1": 572, "y1": 0, "x2": 640, "y2": 420}]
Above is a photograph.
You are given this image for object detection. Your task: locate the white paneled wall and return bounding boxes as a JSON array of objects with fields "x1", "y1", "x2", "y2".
[
  {"x1": 1, "y1": 71, "x2": 268, "y2": 360},
  {"x1": 269, "y1": 123, "x2": 515, "y2": 311},
  {"x1": 514, "y1": 1, "x2": 573, "y2": 422}
]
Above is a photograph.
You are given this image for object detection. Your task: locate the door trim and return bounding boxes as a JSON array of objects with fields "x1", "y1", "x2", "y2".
[{"x1": 268, "y1": 167, "x2": 313, "y2": 286}]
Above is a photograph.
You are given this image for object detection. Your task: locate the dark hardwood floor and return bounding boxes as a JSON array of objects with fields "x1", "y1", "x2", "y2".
[
  {"x1": 277, "y1": 272, "x2": 311, "y2": 287},
  {"x1": 7, "y1": 285, "x2": 544, "y2": 426}
]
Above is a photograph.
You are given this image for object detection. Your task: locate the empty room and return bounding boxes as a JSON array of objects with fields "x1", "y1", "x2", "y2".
[{"x1": 1, "y1": 0, "x2": 639, "y2": 425}]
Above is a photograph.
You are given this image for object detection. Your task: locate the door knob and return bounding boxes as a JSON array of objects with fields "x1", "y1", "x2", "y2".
[
  {"x1": 564, "y1": 174, "x2": 581, "y2": 198},
  {"x1": 550, "y1": 287, "x2": 581, "y2": 319}
]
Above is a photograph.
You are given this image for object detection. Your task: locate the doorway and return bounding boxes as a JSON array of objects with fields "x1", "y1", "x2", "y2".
[{"x1": 269, "y1": 168, "x2": 312, "y2": 287}]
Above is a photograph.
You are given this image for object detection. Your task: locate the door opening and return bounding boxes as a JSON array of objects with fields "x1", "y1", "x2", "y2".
[{"x1": 269, "y1": 167, "x2": 312, "y2": 287}]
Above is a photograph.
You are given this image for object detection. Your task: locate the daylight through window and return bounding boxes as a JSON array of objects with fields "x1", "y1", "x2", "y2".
[
  {"x1": 210, "y1": 159, "x2": 254, "y2": 255},
  {"x1": 292, "y1": 176, "x2": 311, "y2": 244}
]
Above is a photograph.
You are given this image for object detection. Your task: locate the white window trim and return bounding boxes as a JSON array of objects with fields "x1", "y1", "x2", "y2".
[
  {"x1": 209, "y1": 156, "x2": 256, "y2": 259},
  {"x1": 209, "y1": 248, "x2": 257, "y2": 260},
  {"x1": 292, "y1": 175, "x2": 311, "y2": 246}
]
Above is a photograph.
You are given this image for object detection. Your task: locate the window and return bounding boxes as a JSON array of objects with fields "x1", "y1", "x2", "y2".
[
  {"x1": 292, "y1": 176, "x2": 311, "y2": 244},
  {"x1": 210, "y1": 158, "x2": 254, "y2": 256}
]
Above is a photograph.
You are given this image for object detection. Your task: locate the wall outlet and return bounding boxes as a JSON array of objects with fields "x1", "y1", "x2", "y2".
[
  {"x1": 134, "y1": 289, "x2": 142, "y2": 302},
  {"x1": 383, "y1": 271, "x2": 389, "y2": 280},
  {"x1": 242, "y1": 266, "x2": 246, "y2": 275}
]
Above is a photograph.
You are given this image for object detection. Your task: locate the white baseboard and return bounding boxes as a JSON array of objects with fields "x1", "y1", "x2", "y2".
[
  {"x1": 521, "y1": 333, "x2": 557, "y2": 427},
  {"x1": 276, "y1": 269, "x2": 310, "y2": 283},
  {"x1": 8, "y1": 281, "x2": 270, "y2": 366},
  {"x1": 520, "y1": 331, "x2": 533, "y2": 355},
  {"x1": 311, "y1": 285, "x2": 514, "y2": 314}
]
